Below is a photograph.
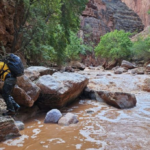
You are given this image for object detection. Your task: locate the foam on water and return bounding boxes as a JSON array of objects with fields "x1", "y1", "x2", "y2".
[
  {"x1": 3, "y1": 135, "x2": 29, "y2": 147},
  {"x1": 31, "y1": 128, "x2": 41, "y2": 139}
]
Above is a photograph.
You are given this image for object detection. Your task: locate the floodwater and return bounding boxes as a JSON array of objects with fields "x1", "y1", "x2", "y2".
[{"x1": 1, "y1": 68, "x2": 150, "y2": 150}]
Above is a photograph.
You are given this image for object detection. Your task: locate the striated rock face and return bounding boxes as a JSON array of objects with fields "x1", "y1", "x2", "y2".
[
  {"x1": 0, "y1": 116, "x2": 21, "y2": 142},
  {"x1": 122, "y1": 0, "x2": 150, "y2": 28},
  {"x1": 80, "y1": 0, "x2": 144, "y2": 45}
]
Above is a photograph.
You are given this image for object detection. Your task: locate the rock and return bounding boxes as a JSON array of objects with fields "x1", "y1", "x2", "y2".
[
  {"x1": 81, "y1": 0, "x2": 144, "y2": 46},
  {"x1": 14, "y1": 105, "x2": 39, "y2": 122},
  {"x1": 36, "y1": 72, "x2": 89, "y2": 109},
  {"x1": 114, "y1": 67, "x2": 128, "y2": 74},
  {"x1": 12, "y1": 85, "x2": 32, "y2": 106},
  {"x1": 0, "y1": 76, "x2": 40, "y2": 107},
  {"x1": 25, "y1": 66, "x2": 56, "y2": 76},
  {"x1": 0, "y1": 98, "x2": 6, "y2": 112},
  {"x1": 65, "y1": 66, "x2": 74, "y2": 72},
  {"x1": 0, "y1": 116, "x2": 21, "y2": 142},
  {"x1": 15, "y1": 121, "x2": 24, "y2": 130},
  {"x1": 122, "y1": 0, "x2": 150, "y2": 27},
  {"x1": 97, "y1": 91, "x2": 137, "y2": 109},
  {"x1": 121, "y1": 60, "x2": 135, "y2": 69},
  {"x1": 142, "y1": 78, "x2": 150, "y2": 92},
  {"x1": 81, "y1": 87, "x2": 96, "y2": 100},
  {"x1": 69, "y1": 61, "x2": 86, "y2": 70},
  {"x1": 24, "y1": 70, "x2": 40, "y2": 81},
  {"x1": 131, "y1": 67, "x2": 145, "y2": 74},
  {"x1": 145, "y1": 64, "x2": 150, "y2": 73},
  {"x1": 12, "y1": 76, "x2": 41, "y2": 107},
  {"x1": 0, "y1": 0, "x2": 23, "y2": 52},
  {"x1": 58, "y1": 113, "x2": 79, "y2": 126},
  {"x1": 44, "y1": 109, "x2": 62, "y2": 123}
]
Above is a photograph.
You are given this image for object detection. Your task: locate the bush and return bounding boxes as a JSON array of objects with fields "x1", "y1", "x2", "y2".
[
  {"x1": 65, "y1": 31, "x2": 92, "y2": 61},
  {"x1": 131, "y1": 36, "x2": 150, "y2": 61},
  {"x1": 94, "y1": 30, "x2": 132, "y2": 61}
]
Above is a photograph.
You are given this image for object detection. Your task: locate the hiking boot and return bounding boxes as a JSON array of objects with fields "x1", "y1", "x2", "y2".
[
  {"x1": 2, "y1": 110, "x2": 15, "y2": 116},
  {"x1": 14, "y1": 104, "x2": 20, "y2": 112}
]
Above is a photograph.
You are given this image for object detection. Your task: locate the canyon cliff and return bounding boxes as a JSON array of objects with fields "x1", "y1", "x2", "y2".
[
  {"x1": 0, "y1": 0, "x2": 23, "y2": 53},
  {"x1": 80, "y1": 0, "x2": 144, "y2": 46},
  {"x1": 122, "y1": 0, "x2": 150, "y2": 28}
]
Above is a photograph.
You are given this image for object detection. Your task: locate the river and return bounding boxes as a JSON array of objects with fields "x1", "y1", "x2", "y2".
[{"x1": 0, "y1": 67, "x2": 150, "y2": 150}]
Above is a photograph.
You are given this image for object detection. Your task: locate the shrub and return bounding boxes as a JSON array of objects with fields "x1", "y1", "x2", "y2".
[
  {"x1": 94, "y1": 30, "x2": 132, "y2": 61},
  {"x1": 65, "y1": 31, "x2": 92, "y2": 61},
  {"x1": 131, "y1": 36, "x2": 150, "y2": 61}
]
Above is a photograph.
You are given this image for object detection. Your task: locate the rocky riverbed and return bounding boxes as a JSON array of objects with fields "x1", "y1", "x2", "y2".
[{"x1": 1, "y1": 65, "x2": 150, "y2": 149}]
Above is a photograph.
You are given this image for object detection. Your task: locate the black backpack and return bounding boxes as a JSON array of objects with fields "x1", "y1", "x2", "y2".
[{"x1": 1, "y1": 53, "x2": 24, "y2": 77}]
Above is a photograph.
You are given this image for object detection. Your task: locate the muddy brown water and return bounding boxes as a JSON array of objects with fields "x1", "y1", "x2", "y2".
[{"x1": 1, "y1": 68, "x2": 150, "y2": 150}]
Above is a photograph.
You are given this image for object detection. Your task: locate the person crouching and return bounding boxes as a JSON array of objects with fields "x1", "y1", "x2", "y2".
[{"x1": 0, "y1": 61, "x2": 20, "y2": 116}]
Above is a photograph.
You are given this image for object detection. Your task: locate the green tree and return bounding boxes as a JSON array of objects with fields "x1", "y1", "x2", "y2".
[
  {"x1": 95, "y1": 30, "x2": 132, "y2": 61},
  {"x1": 131, "y1": 36, "x2": 150, "y2": 61},
  {"x1": 65, "y1": 31, "x2": 92, "y2": 61},
  {"x1": 8, "y1": 0, "x2": 88, "y2": 65}
]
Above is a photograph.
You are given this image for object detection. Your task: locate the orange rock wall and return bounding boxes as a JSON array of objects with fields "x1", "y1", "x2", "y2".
[
  {"x1": 122, "y1": 0, "x2": 150, "y2": 27},
  {"x1": 0, "y1": 0, "x2": 15, "y2": 52}
]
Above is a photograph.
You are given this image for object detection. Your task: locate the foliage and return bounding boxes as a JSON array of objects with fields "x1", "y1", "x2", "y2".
[
  {"x1": 11, "y1": 0, "x2": 88, "y2": 65},
  {"x1": 131, "y1": 36, "x2": 150, "y2": 61},
  {"x1": 94, "y1": 30, "x2": 132, "y2": 60},
  {"x1": 65, "y1": 31, "x2": 92, "y2": 61}
]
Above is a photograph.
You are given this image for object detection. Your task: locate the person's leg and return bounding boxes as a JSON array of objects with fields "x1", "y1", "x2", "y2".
[
  {"x1": 9, "y1": 95, "x2": 20, "y2": 111},
  {"x1": 2, "y1": 77, "x2": 17, "y2": 113}
]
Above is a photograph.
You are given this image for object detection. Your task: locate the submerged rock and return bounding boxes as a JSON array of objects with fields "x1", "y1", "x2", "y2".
[
  {"x1": 36, "y1": 72, "x2": 89, "y2": 109},
  {"x1": 58, "y1": 113, "x2": 79, "y2": 126},
  {"x1": 97, "y1": 91, "x2": 137, "y2": 109},
  {"x1": 44, "y1": 109, "x2": 62, "y2": 123},
  {"x1": 15, "y1": 121, "x2": 24, "y2": 130}
]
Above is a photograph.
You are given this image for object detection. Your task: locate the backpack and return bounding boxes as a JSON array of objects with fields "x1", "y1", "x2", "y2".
[{"x1": 1, "y1": 53, "x2": 24, "y2": 77}]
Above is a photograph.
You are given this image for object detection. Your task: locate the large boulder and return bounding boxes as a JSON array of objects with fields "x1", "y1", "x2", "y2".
[
  {"x1": 12, "y1": 76, "x2": 40, "y2": 107},
  {"x1": 97, "y1": 91, "x2": 137, "y2": 109},
  {"x1": 0, "y1": 76, "x2": 40, "y2": 107},
  {"x1": 0, "y1": 117, "x2": 21, "y2": 142},
  {"x1": 36, "y1": 72, "x2": 89, "y2": 109}
]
